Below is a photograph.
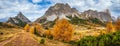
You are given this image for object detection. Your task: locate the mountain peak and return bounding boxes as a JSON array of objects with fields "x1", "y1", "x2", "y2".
[
  {"x1": 35, "y1": 3, "x2": 113, "y2": 24},
  {"x1": 16, "y1": 12, "x2": 25, "y2": 18},
  {"x1": 7, "y1": 12, "x2": 31, "y2": 27},
  {"x1": 35, "y1": 3, "x2": 79, "y2": 23},
  {"x1": 54, "y1": 3, "x2": 70, "y2": 8},
  {"x1": 18, "y1": 12, "x2": 23, "y2": 16}
]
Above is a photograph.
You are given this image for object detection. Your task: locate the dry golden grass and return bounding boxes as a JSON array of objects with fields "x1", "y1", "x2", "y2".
[{"x1": 0, "y1": 28, "x2": 22, "y2": 42}]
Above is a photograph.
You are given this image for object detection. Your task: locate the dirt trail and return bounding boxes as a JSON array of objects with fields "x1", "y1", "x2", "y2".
[{"x1": 0, "y1": 31, "x2": 44, "y2": 46}]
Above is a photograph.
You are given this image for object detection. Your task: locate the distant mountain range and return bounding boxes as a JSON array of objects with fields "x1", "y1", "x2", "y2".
[
  {"x1": 5, "y1": 3, "x2": 119, "y2": 27},
  {"x1": 35, "y1": 3, "x2": 113, "y2": 23}
]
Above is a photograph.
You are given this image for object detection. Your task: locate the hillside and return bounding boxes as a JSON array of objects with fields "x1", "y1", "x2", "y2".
[
  {"x1": 0, "y1": 2, "x2": 119, "y2": 46},
  {"x1": 7, "y1": 12, "x2": 31, "y2": 27},
  {"x1": 35, "y1": 3, "x2": 112, "y2": 24},
  {"x1": 34, "y1": 3, "x2": 112, "y2": 29},
  {"x1": 0, "y1": 22, "x2": 21, "y2": 28}
]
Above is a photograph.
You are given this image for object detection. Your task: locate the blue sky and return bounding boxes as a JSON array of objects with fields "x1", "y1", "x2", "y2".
[{"x1": 0, "y1": 0, "x2": 120, "y2": 22}]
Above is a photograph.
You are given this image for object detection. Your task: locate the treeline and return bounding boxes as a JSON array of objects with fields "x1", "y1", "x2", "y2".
[
  {"x1": 24, "y1": 19, "x2": 74, "y2": 42},
  {"x1": 23, "y1": 18, "x2": 120, "y2": 45},
  {"x1": 76, "y1": 19, "x2": 120, "y2": 46},
  {"x1": 77, "y1": 31, "x2": 120, "y2": 46},
  {"x1": 67, "y1": 16, "x2": 105, "y2": 26}
]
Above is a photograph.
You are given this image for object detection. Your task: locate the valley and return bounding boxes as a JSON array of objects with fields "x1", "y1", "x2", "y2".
[{"x1": 0, "y1": 3, "x2": 120, "y2": 46}]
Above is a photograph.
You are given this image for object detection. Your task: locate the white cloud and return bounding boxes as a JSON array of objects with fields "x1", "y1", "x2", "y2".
[
  {"x1": 0, "y1": 0, "x2": 49, "y2": 21},
  {"x1": 32, "y1": 0, "x2": 42, "y2": 3},
  {"x1": 0, "y1": 0, "x2": 120, "y2": 22},
  {"x1": 46, "y1": 0, "x2": 120, "y2": 17},
  {"x1": 47, "y1": 0, "x2": 113, "y2": 12}
]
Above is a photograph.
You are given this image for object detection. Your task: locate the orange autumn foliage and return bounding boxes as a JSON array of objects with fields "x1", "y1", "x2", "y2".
[
  {"x1": 45, "y1": 29, "x2": 52, "y2": 38},
  {"x1": 29, "y1": 26, "x2": 35, "y2": 34},
  {"x1": 35, "y1": 23, "x2": 45, "y2": 36},
  {"x1": 53, "y1": 19, "x2": 74, "y2": 42},
  {"x1": 115, "y1": 20, "x2": 120, "y2": 30},
  {"x1": 106, "y1": 22, "x2": 115, "y2": 33},
  {"x1": 24, "y1": 24, "x2": 30, "y2": 32},
  {"x1": 24, "y1": 23, "x2": 45, "y2": 36}
]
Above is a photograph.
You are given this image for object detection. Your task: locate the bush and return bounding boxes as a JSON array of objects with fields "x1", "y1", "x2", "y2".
[
  {"x1": 68, "y1": 16, "x2": 87, "y2": 25},
  {"x1": 106, "y1": 22, "x2": 116, "y2": 33},
  {"x1": 89, "y1": 18, "x2": 105, "y2": 26},
  {"x1": 45, "y1": 30, "x2": 53, "y2": 39},
  {"x1": 40, "y1": 38, "x2": 45, "y2": 44},
  {"x1": 77, "y1": 31, "x2": 120, "y2": 46},
  {"x1": 69, "y1": 40, "x2": 77, "y2": 45}
]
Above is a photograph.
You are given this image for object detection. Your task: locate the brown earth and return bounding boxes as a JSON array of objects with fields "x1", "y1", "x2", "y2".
[{"x1": 0, "y1": 32, "x2": 44, "y2": 46}]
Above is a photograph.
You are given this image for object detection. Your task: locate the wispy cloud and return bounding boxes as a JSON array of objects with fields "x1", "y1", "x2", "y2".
[
  {"x1": 0, "y1": 0, "x2": 50, "y2": 21},
  {"x1": 47, "y1": 0, "x2": 120, "y2": 18},
  {"x1": 0, "y1": 0, "x2": 119, "y2": 22},
  {"x1": 32, "y1": 0, "x2": 42, "y2": 3}
]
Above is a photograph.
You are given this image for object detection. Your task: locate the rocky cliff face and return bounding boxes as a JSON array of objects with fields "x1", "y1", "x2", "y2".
[
  {"x1": 80, "y1": 9, "x2": 113, "y2": 22},
  {"x1": 35, "y1": 3, "x2": 113, "y2": 23},
  {"x1": 35, "y1": 3, "x2": 80, "y2": 23},
  {"x1": 7, "y1": 12, "x2": 31, "y2": 27},
  {"x1": 117, "y1": 16, "x2": 120, "y2": 21}
]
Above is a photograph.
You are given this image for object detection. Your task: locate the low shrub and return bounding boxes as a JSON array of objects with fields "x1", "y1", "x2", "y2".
[{"x1": 40, "y1": 38, "x2": 45, "y2": 44}]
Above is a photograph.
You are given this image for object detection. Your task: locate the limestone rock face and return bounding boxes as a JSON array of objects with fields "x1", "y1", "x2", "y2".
[
  {"x1": 35, "y1": 3, "x2": 113, "y2": 23},
  {"x1": 80, "y1": 9, "x2": 113, "y2": 22},
  {"x1": 35, "y1": 3, "x2": 80, "y2": 23},
  {"x1": 7, "y1": 12, "x2": 31, "y2": 26},
  {"x1": 117, "y1": 16, "x2": 120, "y2": 21}
]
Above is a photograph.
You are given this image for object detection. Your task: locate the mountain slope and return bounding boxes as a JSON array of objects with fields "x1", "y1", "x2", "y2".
[
  {"x1": 35, "y1": 3, "x2": 80, "y2": 23},
  {"x1": 35, "y1": 3, "x2": 113, "y2": 24},
  {"x1": 7, "y1": 12, "x2": 31, "y2": 27},
  {"x1": 80, "y1": 9, "x2": 113, "y2": 22}
]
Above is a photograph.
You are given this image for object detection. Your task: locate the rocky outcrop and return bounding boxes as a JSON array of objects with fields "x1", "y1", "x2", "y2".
[
  {"x1": 80, "y1": 9, "x2": 113, "y2": 22},
  {"x1": 35, "y1": 3, "x2": 80, "y2": 23},
  {"x1": 35, "y1": 3, "x2": 113, "y2": 23},
  {"x1": 7, "y1": 12, "x2": 31, "y2": 27},
  {"x1": 117, "y1": 16, "x2": 120, "y2": 21}
]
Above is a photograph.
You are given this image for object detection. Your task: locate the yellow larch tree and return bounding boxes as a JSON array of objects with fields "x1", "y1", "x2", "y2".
[
  {"x1": 106, "y1": 21, "x2": 116, "y2": 33},
  {"x1": 100, "y1": 29, "x2": 107, "y2": 35},
  {"x1": 29, "y1": 26, "x2": 35, "y2": 34},
  {"x1": 53, "y1": 19, "x2": 74, "y2": 42},
  {"x1": 45, "y1": 29, "x2": 52, "y2": 38},
  {"x1": 24, "y1": 24, "x2": 30, "y2": 32},
  {"x1": 115, "y1": 20, "x2": 120, "y2": 31},
  {"x1": 35, "y1": 23, "x2": 45, "y2": 36}
]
